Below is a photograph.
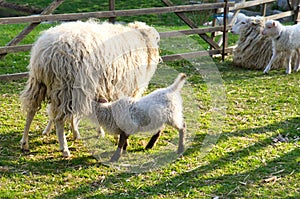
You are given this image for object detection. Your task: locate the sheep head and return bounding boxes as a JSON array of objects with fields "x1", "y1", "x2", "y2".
[{"x1": 262, "y1": 20, "x2": 283, "y2": 38}]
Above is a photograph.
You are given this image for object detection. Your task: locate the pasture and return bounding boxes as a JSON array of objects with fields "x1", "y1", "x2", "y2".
[{"x1": 0, "y1": 1, "x2": 299, "y2": 198}]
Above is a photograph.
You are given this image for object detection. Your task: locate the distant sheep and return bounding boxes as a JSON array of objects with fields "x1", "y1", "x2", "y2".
[
  {"x1": 231, "y1": 16, "x2": 290, "y2": 70},
  {"x1": 92, "y1": 73, "x2": 187, "y2": 162},
  {"x1": 262, "y1": 20, "x2": 300, "y2": 74},
  {"x1": 203, "y1": 12, "x2": 247, "y2": 26},
  {"x1": 20, "y1": 20, "x2": 160, "y2": 157}
]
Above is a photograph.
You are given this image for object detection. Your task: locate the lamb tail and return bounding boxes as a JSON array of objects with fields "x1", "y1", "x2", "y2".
[{"x1": 170, "y1": 73, "x2": 186, "y2": 92}]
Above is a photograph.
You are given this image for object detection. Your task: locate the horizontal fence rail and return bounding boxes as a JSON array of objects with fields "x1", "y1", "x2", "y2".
[{"x1": 0, "y1": 3, "x2": 234, "y2": 24}]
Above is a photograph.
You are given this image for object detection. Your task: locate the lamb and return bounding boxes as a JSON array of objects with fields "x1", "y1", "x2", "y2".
[
  {"x1": 20, "y1": 20, "x2": 160, "y2": 157},
  {"x1": 231, "y1": 16, "x2": 289, "y2": 70},
  {"x1": 262, "y1": 20, "x2": 300, "y2": 74},
  {"x1": 92, "y1": 73, "x2": 187, "y2": 162}
]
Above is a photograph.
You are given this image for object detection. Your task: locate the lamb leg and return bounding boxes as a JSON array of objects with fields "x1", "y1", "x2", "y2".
[
  {"x1": 110, "y1": 131, "x2": 128, "y2": 162},
  {"x1": 145, "y1": 130, "x2": 161, "y2": 150}
]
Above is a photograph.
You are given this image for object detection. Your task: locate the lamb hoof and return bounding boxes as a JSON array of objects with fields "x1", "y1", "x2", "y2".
[
  {"x1": 20, "y1": 141, "x2": 29, "y2": 151},
  {"x1": 42, "y1": 130, "x2": 50, "y2": 136},
  {"x1": 109, "y1": 153, "x2": 120, "y2": 162},
  {"x1": 21, "y1": 148, "x2": 30, "y2": 153},
  {"x1": 62, "y1": 150, "x2": 71, "y2": 157},
  {"x1": 73, "y1": 135, "x2": 81, "y2": 140},
  {"x1": 177, "y1": 146, "x2": 184, "y2": 155}
]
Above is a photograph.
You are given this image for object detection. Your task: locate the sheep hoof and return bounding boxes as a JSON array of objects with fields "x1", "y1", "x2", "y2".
[
  {"x1": 62, "y1": 150, "x2": 71, "y2": 157},
  {"x1": 20, "y1": 141, "x2": 29, "y2": 151},
  {"x1": 73, "y1": 134, "x2": 81, "y2": 140},
  {"x1": 109, "y1": 152, "x2": 121, "y2": 162},
  {"x1": 42, "y1": 130, "x2": 50, "y2": 136},
  {"x1": 109, "y1": 155, "x2": 120, "y2": 162},
  {"x1": 177, "y1": 146, "x2": 184, "y2": 155}
]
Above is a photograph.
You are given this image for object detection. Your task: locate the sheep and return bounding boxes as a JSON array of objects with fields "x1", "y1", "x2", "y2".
[
  {"x1": 231, "y1": 16, "x2": 291, "y2": 70},
  {"x1": 203, "y1": 12, "x2": 247, "y2": 26},
  {"x1": 20, "y1": 20, "x2": 160, "y2": 157},
  {"x1": 91, "y1": 73, "x2": 187, "y2": 162},
  {"x1": 262, "y1": 20, "x2": 300, "y2": 74}
]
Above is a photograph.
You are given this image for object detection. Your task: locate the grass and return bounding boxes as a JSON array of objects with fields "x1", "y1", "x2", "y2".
[
  {"x1": 0, "y1": 1, "x2": 300, "y2": 198},
  {"x1": 0, "y1": 51, "x2": 299, "y2": 198}
]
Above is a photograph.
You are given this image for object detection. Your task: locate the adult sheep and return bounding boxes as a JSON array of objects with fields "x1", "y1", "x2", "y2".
[
  {"x1": 231, "y1": 16, "x2": 293, "y2": 70},
  {"x1": 20, "y1": 20, "x2": 161, "y2": 157}
]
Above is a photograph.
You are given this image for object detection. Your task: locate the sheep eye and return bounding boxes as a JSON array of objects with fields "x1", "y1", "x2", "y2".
[{"x1": 241, "y1": 22, "x2": 246, "y2": 24}]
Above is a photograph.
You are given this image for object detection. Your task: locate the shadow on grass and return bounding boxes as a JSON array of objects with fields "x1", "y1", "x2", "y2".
[{"x1": 50, "y1": 117, "x2": 299, "y2": 198}]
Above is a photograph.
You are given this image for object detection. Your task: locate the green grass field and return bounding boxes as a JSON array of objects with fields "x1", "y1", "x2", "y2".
[{"x1": 0, "y1": 1, "x2": 299, "y2": 198}]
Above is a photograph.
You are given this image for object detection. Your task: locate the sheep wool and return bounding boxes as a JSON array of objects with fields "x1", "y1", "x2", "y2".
[{"x1": 20, "y1": 20, "x2": 160, "y2": 156}]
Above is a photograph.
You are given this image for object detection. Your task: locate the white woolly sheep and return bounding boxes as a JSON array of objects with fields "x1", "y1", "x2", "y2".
[
  {"x1": 20, "y1": 20, "x2": 160, "y2": 157},
  {"x1": 92, "y1": 73, "x2": 186, "y2": 162},
  {"x1": 231, "y1": 16, "x2": 290, "y2": 70},
  {"x1": 262, "y1": 20, "x2": 300, "y2": 74}
]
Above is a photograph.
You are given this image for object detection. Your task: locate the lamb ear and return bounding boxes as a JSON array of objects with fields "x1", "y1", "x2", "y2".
[{"x1": 272, "y1": 21, "x2": 277, "y2": 27}]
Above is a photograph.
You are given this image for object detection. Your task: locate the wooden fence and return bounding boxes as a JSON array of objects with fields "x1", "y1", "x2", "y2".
[{"x1": 0, "y1": 0, "x2": 299, "y2": 81}]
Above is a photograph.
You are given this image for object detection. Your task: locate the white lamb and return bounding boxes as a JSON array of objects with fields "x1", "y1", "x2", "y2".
[
  {"x1": 92, "y1": 73, "x2": 187, "y2": 162},
  {"x1": 262, "y1": 20, "x2": 300, "y2": 74}
]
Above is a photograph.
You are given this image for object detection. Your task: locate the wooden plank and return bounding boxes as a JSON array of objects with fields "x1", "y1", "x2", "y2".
[
  {"x1": 0, "y1": 26, "x2": 233, "y2": 54},
  {"x1": 161, "y1": 47, "x2": 234, "y2": 62},
  {"x1": 0, "y1": 1, "x2": 42, "y2": 14},
  {"x1": 0, "y1": 48, "x2": 234, "y2": 81},
  {"x1": 0, "y1": 72, "x2": 28, "y2": 81},
  {"x1": 0, "y1": 3, "x2": 231, "y2": 24},
  {"x1": 0, "y1": 0, "x2": 64, "y2": 57},
  {"x1": 218, "y1": 0, "x2": 275, "y2": 12},
  {"x1": 159, "y1": 26, "x2": 229, "y2": 38},
  {"x1": 161, "y1": 0, "x2": 222, "y2": 50},
  {"x1": 0, "y1": 44, "x2": 32, "y2": 54},
  {"x1": 265, "y1": 11, "x2": 294, "y2": 20}
]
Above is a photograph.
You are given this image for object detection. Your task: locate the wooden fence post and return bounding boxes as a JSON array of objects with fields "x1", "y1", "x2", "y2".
[
  {"x1": 292, "y1": 0, "x2": 300, "y2": 23},
  {"x1": 109, "y1": 0, "x2": 115, "y2": 23},
  {"x1": 222, "y1": 0, "x2": 229, "y2": 61}
]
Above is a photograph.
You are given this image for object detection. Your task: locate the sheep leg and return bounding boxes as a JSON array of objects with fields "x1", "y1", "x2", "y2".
[
  {"x1": 42, "y1": 119, "x2": 53, "y2": 135},
  {"x1": 177, "y1": 123, "x2": 186, "y2": 155},
  {"x1": 71, "y1": 115, "x2": 81, "y2": 140},
  {"x1": 145, "y1": 130, "x2": 162, "y2": 150},
  {"x1": 294, "y1": 49, "x2": 300, "y2": 72},
  {"x1": 286, "y1": 54, "x2": 292, "y2": 74},
  {"x1": 263, "y1": 49, "x2": 277, "y2": 74},
  {"x1": 55, "y1": 119, "x2": 70, "y2": 157},
  {"x1": 123, "y1": 139, "x2": 128, "y2": 151},
  {"x1": 110, "y1": 131, "x2": 128, "y2": 162},
  {"x1": 20, "y1": 109, "x2": 37, "y2": 151}
]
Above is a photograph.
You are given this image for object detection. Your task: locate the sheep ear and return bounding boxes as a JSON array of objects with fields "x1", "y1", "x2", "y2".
[
  {"x1": 251, "y1": 20, "x2": 258, "y2": 26},
  {"x1": 272, "y1": 21, "x2": 277, "y2": 27}
]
